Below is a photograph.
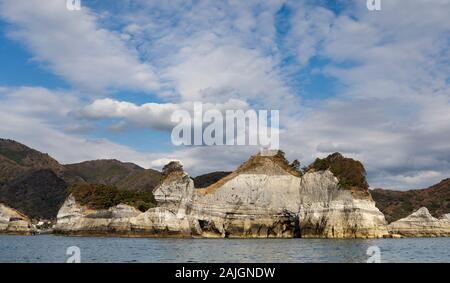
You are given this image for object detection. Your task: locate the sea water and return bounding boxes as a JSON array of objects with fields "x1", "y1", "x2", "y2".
[{"x1": 0, "y1": 235, "x2": 449, "y2": 263}]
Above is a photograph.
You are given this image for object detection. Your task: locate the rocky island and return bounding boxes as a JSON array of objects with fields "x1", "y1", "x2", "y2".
[
  {"x1": 388, "y1": 207, "x2": 450, "y2": 237},
  {"x1": 0, "y1": 139, "x2": 449, "y2": 238},
  {"x1": 53, "y1": 152, "x2": 389, "y2": 238}
]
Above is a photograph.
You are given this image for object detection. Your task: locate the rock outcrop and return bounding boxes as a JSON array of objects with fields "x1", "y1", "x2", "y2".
[
  {"x1": 0, "y1": 139, "x2": 162, "y2": 220},
  {"x1": 191, "y1": 154, "x2": 388, "y2": 238},
  {"x1": 53, "y1": 195, "x2": 142, "y2": 235},
  {"x1": 442, "y1": 214, "x2": 450, "y2": 221},
  {"x1": 0, "y1": 203, "x2": 33, "y2": 235},
  {"x1": 388, "y1": 207, "x2": 450, "y2": 237},
  {"x1": 372, "y1": 178, "x2": 450, "y2": 223},
  {"x1": 55, "y1": 152, "x2": 389, "y2": 238}
]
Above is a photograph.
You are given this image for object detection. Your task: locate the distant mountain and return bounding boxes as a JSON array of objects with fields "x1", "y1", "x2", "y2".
[
  {"x1": 193, "y1": 171, "x2": 232, "y2": 188},
  {"x1": 0, "y1": 139, "x2": 68, "y2": 219},
  {"x1": 0, "y1": 154, "x2": 25, "y2": 183},
  {"x1": 372, "y1": 179, "x2": 450, "y2": 223},
  {"x1": 64, "y1": 159, "x2": 161, "y2": 192},
  {"x1": 0, "y1": 139, "x2": 63, "y2": 182},
  {"x1": 0, "y1": 169, "x2": 67, "y2": 220},
  {"x1": 115, "y1": 169, "x2": 162, "y2": 192},
  {"x1": 0, "y1": 138, "x2": 161, "y2": 219}
]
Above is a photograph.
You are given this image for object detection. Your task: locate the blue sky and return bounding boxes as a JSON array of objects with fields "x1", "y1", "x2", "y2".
[
  {"x1": 0, "y1": 0, "x2": 449, "y2": 190},
  {"x1": 0, "y1": 28, "x2": 68, "y2": 88}
]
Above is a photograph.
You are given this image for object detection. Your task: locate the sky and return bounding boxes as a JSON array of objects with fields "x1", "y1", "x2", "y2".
[{"x1": 0, "y1": 0, "x2": 449, "y2": 190}]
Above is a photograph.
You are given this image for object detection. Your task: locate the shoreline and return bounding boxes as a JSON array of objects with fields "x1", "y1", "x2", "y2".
[{"x1": 3, "y1": 231, "x2": 447, "y2": 239}]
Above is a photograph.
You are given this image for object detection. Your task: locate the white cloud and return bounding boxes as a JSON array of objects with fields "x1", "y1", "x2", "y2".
[
  {"x1": 0, "y1": 86, "x2": 159, "y2": 166},
  {"x1": 113, "y1": 1, "x2": 300, "y2": 112},
  {"x1": 141, "y1": 0, "x2": 450, "y2": 189},
  {"x1": 1, "y1": 0, "x2": 450, "y2": 190},
  {"x1": 148, "y1": 145, "x2": 259, "y2": 176},
  {"x1": 280, "y1": 94, "x2": 450, "y2": 189},
  {"x1": 0, "y1": 86, "x2": 80, "y2": 118},
  {"x1": 269, "y1": 0, "x2": 450, "y2": 189},
  {"x1": 79, "y1": 98, "x2": 249, "y2": 131},
  {"x1": 0, "y1": 87, "x2": 259, "y2": 175},
  {"x1": 320, "y1": 0, "x2": 450, "y2": 96},
  {"x1": 287, "y1": 2, "x2": 335, "y2": 65},
  {"x1": 316, "y1": 142, "x2": 361, "y2": 154},
  {"x1": 164, "y1": 41, "x2": 297, "y2": 110},
  {"x1": 0, "y1": 0, "x2": 159, "y2": 92}
]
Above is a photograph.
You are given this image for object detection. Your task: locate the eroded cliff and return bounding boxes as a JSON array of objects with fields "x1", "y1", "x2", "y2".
[
  {"x1": 54, "y1": 152, "x2": 389, "y2": 238},
  {"x1": 388, "y1": 207, "x2": 450, "y2": 237},
  {"x1": 0, "y1": 203, "x2": 33, "y2": 235}
]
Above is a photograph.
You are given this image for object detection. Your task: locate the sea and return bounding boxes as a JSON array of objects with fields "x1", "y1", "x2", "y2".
[{"x1": 0, "y1": 235, "x2": 449, "y2": 263}]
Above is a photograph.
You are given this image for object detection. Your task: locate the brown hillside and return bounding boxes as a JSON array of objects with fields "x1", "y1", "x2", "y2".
[
  {"x1": 0, "y1": 138, "x2": 161, "y2": 219},
  {"x1": 372, "y1": 179, "x2": 450, "y2": 223}
]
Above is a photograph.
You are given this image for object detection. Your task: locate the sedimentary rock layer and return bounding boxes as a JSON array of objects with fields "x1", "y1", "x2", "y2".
[
  {"x1": 0, "y1": 203, "x2": 33, "y2": 235},
  {"x1": 55, "y1": 153, "x2": 389, "y2": 238},
  {"x1": 388, "y1": 207, "x2": 450, "y2": 237}
]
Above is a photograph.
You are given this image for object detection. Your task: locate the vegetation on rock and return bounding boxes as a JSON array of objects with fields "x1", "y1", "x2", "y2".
[
  {"x1": 289, "y1": 159, "x2": 302, "y2": 175},
  {"x1": 70, "y1": 183, "x2": 156, "y2": 212},
  {"x1": 162, "y1": 161, "x2": 184, "y2": 176},
  {"x1": 308, "y1": 152, "x2": 369, "y2": 191}
]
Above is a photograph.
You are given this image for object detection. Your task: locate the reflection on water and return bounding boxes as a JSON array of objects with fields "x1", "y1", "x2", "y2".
[{"x1": 0, "y1": 235, "x2": 449, "y2": 263}]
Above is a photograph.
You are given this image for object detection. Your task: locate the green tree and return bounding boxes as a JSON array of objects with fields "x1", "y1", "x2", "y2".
[{"x1": 290, "y1": 159, "x2": 301, "y2": 174}]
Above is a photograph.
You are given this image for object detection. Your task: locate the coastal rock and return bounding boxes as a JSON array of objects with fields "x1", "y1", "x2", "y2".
[
  {"x1": 54, "y1": 195, "x2": 142, "y2": 235},
  {"x1": 298, "y1": 170, "x2": 388, "y2": 238},
  {"x1": 130, "y1": 165, "x2": 199, "y2": 236},
  {"x1": 371, "y1": 178, "x2": 450, "y2": 223},
  {"x1": 55, "y1": 152, "x2": 389, "y2": 238},
  {"x1": 0, "y1": 203, "x2": 33, "y2": 235},
  {"x1": 441, "y1": 214, "x2": 450, "y2": 221},
  {"x1": 190, "y1": 161, "x2": 387, "y2": 238},
  {"x1": 388, "y1": 207, "x2": 450, "y2": 237}
]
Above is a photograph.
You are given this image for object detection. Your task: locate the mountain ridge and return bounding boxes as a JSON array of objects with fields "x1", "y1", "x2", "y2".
[
  {"x1": 0, "y1": 138, "x2": 162, "y2": 219},
  {"x1": 372, "y1": 179, "x2": 450, "y2": 222}
]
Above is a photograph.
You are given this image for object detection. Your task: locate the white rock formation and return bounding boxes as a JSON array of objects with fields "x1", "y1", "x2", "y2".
[
  {"x1": 55, "y1": 153, "x2": 389, "y2": 238},
  {"x1": 54, "y1": 195, "x2": 142, "y2": 235},
  {"x1": 130, "y1": 170, "x2": 199, "y2": 236},
  {"x1": 0, "y1": 203, "x2": 33, "y2": 234},
  {"x1": 441, "y1": 214, "x2": 450, "y2": 221},
  {"x1": 388, "y1": 207, "x2": 450, "y2": 237}
]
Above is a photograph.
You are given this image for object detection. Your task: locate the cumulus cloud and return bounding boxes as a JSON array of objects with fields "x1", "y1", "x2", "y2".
[
  {"x1": 0, "y1": 86, "x2": 159, "y2": 166},
  {"x1": 148, "y1": 146, "x2": 259, "y2": 176},
  {"x1": 0, "y1": 87, "x2": 259, "y2": 175},
  {"x1": 0, "y1": 0, "x2": 159, "y2": 92},
  {"x1": 0, "y1": 86, "x2": 274, "y2": 174},
  {"x1": 277, "y1": 0, "x2": 450, "y2": 189},
  {"x1": 286, "y1": 2, "x2": 335, "y2": 65},
  {"x1": 316, "y1": 142, "x2": 361, "y2": 154},
  {"x1": 111, "y1": 0, "x2": 300, "y2": 112},
  {"x1": 79, "y1": 98, "x2": 250, "y2": 131},
  {"x1": 0, "y1": 86, "x2": 80, "y2": 118},
  {"x1": 164, "y1": 42, "x2": 295, "y2": 107},
  {"x1": 1, "y1": 0, "x2": 450, "y2": 190}
]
